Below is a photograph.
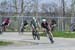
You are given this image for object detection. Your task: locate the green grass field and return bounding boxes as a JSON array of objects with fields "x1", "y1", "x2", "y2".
[
  {"x1": 40, "y1": 32, "x2": 75, "y2": 38},
  {"x1": 0, "y1": 41, "x2": 12, "y2": 46}
]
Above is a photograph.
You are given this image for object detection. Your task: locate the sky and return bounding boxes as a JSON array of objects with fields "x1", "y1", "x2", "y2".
[
  {"x1": 39, "y1": 0, "x2": 72, "y2": 7},
  {"x1": 0, "y1": 0, "x2": 72, "y2": 13},
  {"x1": 0, "y1": 0, "x2": 72, "y2": 5},
  {"x1": 0, "y1": 0, "x2": 72, "y2": 8}
]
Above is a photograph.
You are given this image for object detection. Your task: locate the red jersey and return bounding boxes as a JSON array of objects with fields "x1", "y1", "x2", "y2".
[{"x1": 3, "y1": 18, "x2": 10, "y2": 24}]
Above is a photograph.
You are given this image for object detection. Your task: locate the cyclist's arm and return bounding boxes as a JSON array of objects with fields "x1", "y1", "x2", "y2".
[
  {"x1": 30, "y1": 21, "x2": 34, "y2": 29},
  {"x1": 7, "y1": 20, "x2": 11, "y2": 26},
  {"x1": 37, "y1": 22, "x2": 41, "y2": 29},
  {"x1": 2, "y1": 21, "x2": 5, "y2": 25}
]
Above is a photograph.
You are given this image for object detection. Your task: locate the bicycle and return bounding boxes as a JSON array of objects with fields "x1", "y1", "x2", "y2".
[{"x1": 32, "y1": 28, "x2": 40, "y2": 40}]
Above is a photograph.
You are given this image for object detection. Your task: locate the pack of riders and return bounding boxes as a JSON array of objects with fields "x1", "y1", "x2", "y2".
[{"x1": 0, "y1": 17, "x2": 57, "y2": 44}]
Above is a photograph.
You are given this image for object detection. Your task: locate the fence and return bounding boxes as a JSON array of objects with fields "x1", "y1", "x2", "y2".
[{"x1": 0, "y1": 16, "x2": 75, "y2": 32}]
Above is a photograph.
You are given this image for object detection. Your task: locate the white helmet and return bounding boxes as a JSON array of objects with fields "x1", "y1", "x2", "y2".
[
  {"x1": 42, "y1": 19, "x2": 46, "y2": 22},
  {"x1": 32, "y1": 17, "x2": 36, "y2": 20},
  {"x1": 32, "y1": 17, "x2": 36, "y2": 21}
]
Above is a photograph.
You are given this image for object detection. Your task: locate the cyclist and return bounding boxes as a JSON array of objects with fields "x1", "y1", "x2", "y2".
[
  {"x1": 41, "y1": 19, "x2": 54, "y2": 44},
  {"x1": 30, "y1": 17, "x2": 40, "y2": 40},
  {"x1": 1, "y1": 18, "x2": 10, "y2": 31},
  {"x1": 20, "y1": 20, "x2": 28, "y2": 33}
]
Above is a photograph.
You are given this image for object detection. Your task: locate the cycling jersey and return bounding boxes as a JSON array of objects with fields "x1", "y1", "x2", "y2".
[
  {"x1": 41, "y1": 22, "x2": 48, "y2": 28},
  {"x1": 31, "y1": 19, "x2": 38, "y2": 29},
  {"x1": 2, "y1": 18, "x2": 10, "y2": 26},
  {"x1": 41, "y1": 21, "x2": 50, "y2": 31}
]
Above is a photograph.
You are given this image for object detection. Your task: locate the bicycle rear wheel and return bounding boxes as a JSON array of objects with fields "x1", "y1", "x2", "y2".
[
  {"x1": 36, "y1": 31, "x2": 40, "y2": 40},
  {"x1": 0, "y1": 26, "x2": 3, "y2": 34}
]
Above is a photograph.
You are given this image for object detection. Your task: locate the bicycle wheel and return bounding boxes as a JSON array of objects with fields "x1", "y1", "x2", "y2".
[
  {"x1": 36, "y1": 31, "x2": 40, "y2": 40},
  {"x1": 32, "y1": 31, "x2": 36, "y2": 40},
  {"x1": 0, "y1": 26, "x2": 3, "y2": 34}
]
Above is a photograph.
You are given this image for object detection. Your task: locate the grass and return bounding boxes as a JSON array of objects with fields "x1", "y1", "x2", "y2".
[
  {"x1": 40, "y1": 31, "x2": 75, "y2": 38},
  {"x1": 0, "y1": 41, "x2": 13, "y2": 46}
]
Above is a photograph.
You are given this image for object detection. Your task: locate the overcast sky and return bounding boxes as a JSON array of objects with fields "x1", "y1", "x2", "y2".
[
  {"x1": 39, "y1": 0, "x2": 72, "y2": 7},
  {"x1": 0, "y1": 0, "x2": 72, "y2": 7}
]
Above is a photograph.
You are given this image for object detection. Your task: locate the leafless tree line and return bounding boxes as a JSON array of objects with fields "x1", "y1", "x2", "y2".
[{"x1": 0, "y1": 0, "x2": 74, "y2": 17}]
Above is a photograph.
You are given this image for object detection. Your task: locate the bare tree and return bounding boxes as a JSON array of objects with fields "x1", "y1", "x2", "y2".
[
  {"x1": 20, "y1": 0, "x2": 24, "y2": 16},
  {"x1": 61, "y1": 0, "x2": 65, "y2": 17},
  {"x1": 40, "y1": 3, "x2": 58, "y2": 16},
  {"x1": 0, "y1": 0, "x2": 9, "y2": 16},
  {"x1": 71, "y1": 0, "x2": 75, "y2": 16},
  {"x1": 9, "y1": 0, "x2": 19, "y2": 15}
]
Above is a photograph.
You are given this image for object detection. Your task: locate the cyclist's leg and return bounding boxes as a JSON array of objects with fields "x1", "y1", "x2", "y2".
[
  {"x1": 49, "y1": 31, "x2": 53, "y2": 39},
  {"x1": 3, "y1": 23, "x2": 8, "y2": 31},
  {"x1": 49, "y1": 31, "x2": 54, "y2": 43},
  {"x1": 32, "y1": 29, "x2": 36, "y2": 40},
  {"x1": 20, "y1": 25, "x2": 25, "y2": 34},
  {"x1": 46, "y1": 30, "x2": 54, "y2": 43},
  {"x1": 20, "y1": 28, "x2": 24, "y2": 34},
  {"x1": 3, "y1": 26, "x2": 5, "y2": 31}
]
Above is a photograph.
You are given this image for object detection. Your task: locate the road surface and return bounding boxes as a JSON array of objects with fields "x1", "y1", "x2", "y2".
[{"x1": 0, "y1": 32, "x2": 75, "y2": 50}]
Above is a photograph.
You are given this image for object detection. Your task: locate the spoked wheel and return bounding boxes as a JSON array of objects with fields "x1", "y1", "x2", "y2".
[
  {"x1": 0, "y1": 30, "x2": 2, "y2": 34},
  {"x1": 0, "y1": 26, "x2": 3, "y2": 34},
  {"x1": 32, "y1": 31, "x2": 36, "y2": 40},
  {"x1": 36, "y1": 31, "x2": 40, "y2": 40},
  {"x1": 33, "y1": 35, "x2": 36, "y2": 40},
  {"x1": 32, "y1": 30, "x2": 40, "y2": 40}
]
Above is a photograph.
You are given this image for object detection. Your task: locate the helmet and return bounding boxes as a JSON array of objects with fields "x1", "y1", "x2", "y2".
[
  {"x1": 32, "y1": 17, "x2": 36, "y2": 20},
  {"x1": 42, "y1": 19, "x2": 46, "y2": 22},
  {"x1": 32, "y1": 17, "x2": 36, "y2": 21}
]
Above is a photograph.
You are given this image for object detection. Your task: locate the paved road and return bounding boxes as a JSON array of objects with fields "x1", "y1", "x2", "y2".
[{"x1": 0, "y1": 32, "x2": 75, "y2": 50}]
